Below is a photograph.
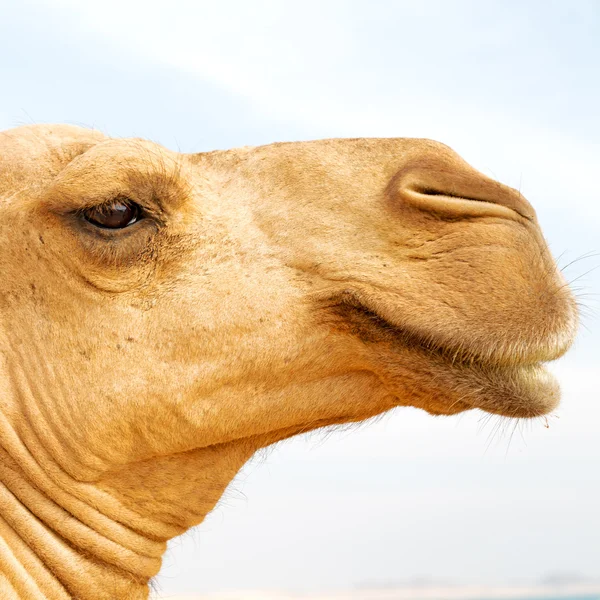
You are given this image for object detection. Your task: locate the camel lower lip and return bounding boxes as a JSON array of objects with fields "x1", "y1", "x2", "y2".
[
  {"x1": 332, "y1": 298, "x2": 561, "y2": 418},
  {"x1": 464, "y1": 362, "x2": 561, "y2": 418}
]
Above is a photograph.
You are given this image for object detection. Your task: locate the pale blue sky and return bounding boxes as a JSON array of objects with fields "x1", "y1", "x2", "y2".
[{"x1": 1, "y1": 0, "x2": 599, "y2": 595}]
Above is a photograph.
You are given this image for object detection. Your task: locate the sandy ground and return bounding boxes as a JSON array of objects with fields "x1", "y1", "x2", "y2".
[{"x1": 153, "y1": 582, "x2": 600, "y2": 600}]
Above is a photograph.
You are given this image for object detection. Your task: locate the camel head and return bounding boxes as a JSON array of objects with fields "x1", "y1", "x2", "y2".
[{"x1": 0, "y1": 124, "x2": 577, "y2": 599}]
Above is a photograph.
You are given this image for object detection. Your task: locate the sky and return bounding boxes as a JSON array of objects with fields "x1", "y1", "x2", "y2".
[{"x1": 1, "y1": 0, "x2": 599, "y2": 596}]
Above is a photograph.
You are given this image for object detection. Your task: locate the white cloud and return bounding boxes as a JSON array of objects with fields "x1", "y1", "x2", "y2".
[{"x1": 38, "y1": 0, "x2": 600, "y2": 223}]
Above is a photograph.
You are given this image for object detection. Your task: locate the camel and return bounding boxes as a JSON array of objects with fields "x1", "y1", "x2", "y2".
[{"x1": 0, "y1": 124, "x2": 577, "y2": 599}]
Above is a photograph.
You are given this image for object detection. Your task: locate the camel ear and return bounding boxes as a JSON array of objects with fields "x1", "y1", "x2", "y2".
[{"x1": 0, "y1": 124, "x2": 106, "y2": 197}]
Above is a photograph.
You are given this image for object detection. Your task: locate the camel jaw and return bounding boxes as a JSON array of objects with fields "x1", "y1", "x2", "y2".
[{"x1": 326, "y1": 293, "x2": 567, "y2": 419}]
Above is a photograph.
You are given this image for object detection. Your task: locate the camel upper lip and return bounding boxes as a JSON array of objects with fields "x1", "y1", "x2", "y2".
[{"x1": 331, "y1": 290, "x2": 535, "y2": 370}]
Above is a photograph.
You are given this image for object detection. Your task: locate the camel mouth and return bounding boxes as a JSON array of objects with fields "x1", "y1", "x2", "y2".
[{"x1": 328, "y1": 295, "x2": 561, "y2": 419}]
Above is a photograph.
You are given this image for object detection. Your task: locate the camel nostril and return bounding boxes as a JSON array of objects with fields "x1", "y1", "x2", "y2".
[
  {"x1": 388, "y1": 149, "x2": 537, "y2": 222},
  {"x1": 414, "y1": 185, "x2": 513, "y2": 210},
  {"x1": 417, "y1": 187, "x2": 469, "y2": 199},
  {"x1": 419, "y1": 187, "x2": 444, "y2": 196}
]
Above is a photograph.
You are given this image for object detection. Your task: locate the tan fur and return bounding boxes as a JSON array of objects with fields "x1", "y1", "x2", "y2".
[{"x1": 0, "y1": 124, "x2": 577, "y2": 599}]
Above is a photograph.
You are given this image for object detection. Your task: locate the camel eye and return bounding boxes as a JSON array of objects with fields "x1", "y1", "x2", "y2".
[{"x1": 83, "y1": 200, "x2": 141, "y2": 229}]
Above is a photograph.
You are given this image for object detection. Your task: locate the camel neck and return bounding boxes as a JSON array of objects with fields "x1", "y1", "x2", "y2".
[
  {"x1": 0, "y1": 422, "x2": 168, "y2": 600},
  {"x1": 0, "y1": 338, "x2": 261, "y2": 599},
  {"x1": 0, "y1": 404, "x2": 260, "y2": 599}
]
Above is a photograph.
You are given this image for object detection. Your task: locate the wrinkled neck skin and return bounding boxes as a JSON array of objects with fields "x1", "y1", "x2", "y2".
[{"x1": 0, "y1": 345, "x2": 261, "y2": 600}]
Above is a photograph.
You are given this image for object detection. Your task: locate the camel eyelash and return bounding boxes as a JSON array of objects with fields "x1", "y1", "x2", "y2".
[{"x1": 73, "y1": 195, "x2": 168, "y2": 230}]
